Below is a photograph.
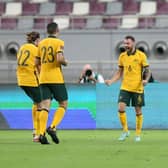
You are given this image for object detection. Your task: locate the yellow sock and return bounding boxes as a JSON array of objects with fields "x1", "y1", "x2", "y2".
[
  {"x1": 136, "y1": 114, "x2": 143, "y2": 136},
  {"x1": 32, "y1": 104, "x2": 38, "y2": 134},
  {"x1": 39, "y1": 109, "x2": 48, "y2": 135},
  {"x1": 50, "y1": 107, "x2": 65, "y2": 129},
  {"x1": 36, "y1": 111, "x2": 40, "y2": 136},
  {"x1": 118, "y1": 112, "x2": 128, "y2": 132}
]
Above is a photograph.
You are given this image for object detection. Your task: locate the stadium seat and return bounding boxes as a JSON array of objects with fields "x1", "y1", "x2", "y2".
[
  {"x1": 89, "y1": 1, "x2": 106, "y2": 15},
  {"x1": 0, "y1": 2, "x2": 5, "y2": 16},
  {"x1": 4, "y1": 2, "x2": 22, "y2": 16},
  {"x1": 120, "y1": 15, "x2": 138, "y2": 29},
  {"x1": 86, "y1": 17, "x2": 102, "y2": 29},
  {"x1": 34, "y1": 18, "x2": 53, "y2": 29},
  {"x1": 106, "y1": 1, "x2": 123, "y2": 15},
  {"x1": 138, "y1": 17, "x2": 155, "y2": 29},
  {"x1": 70, "y1": 18, "x2": 86, "y2": 29},
  {"x1": 139, "y1": 1, "x2": 156, "y2": 15},
  {"x1": 30, "y1": 0, "x2": 48, "y2": 3},
  {"x1": 22, "y1": 2, "x2": 39, "y2": 15},
  {"x1": 72, "y1": 2, "x2": 89, "y2": 15},
  {"x1": 102, "y1": 17, "x2": 120, "y2": 29},
  {"x1": 39, "y1": 2, "x2": 56, "y2": 15},
  {"x1": 155, "y1": 16, "x2": 168, "y2": 28},
  {"x1": 1, "y1": 18, "x2": 18, "y2": 29},
  {"x1": 157, "y1": 1, "x2": 168, "y2": 15},
  {"x1": 56, "y1": 2, "x2": 73, "y2": 15},
  {"x1": 123, "y1": 0, "x2": 139, "y2": 14},
  {"x1": 98, "y1": 0, "x2": 117, "y2": 2},
  {"x1": 53, "y1": 17, "x2": 70, "y2": 29},
  {"x1": 17, "y1": 18, "x2": 34, "y2": 30}
]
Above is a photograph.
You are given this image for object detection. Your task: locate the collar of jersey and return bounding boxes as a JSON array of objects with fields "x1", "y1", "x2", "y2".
[
  {"x1": 48, "y1": 35, "x2": 57, "y2": 38},
  {"x1": 127, "y1": 48, "x2": 136, "y2": 56}
]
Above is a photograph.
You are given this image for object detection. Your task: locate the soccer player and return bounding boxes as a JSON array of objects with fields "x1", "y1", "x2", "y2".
[
  {"x1": 16, "y1": 32, "x2": 41, "y2": 142},
  {"x1": 35, "y1": 22, "x2": 68, "y2": 144},
  {"x1": 105, "y1": 36, "x2": 151, "y2": 142}
]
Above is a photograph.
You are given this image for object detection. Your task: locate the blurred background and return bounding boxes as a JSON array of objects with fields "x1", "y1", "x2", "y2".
[
  {"x1": 0, "y1": 0, "x2": 168, "y2": 130},
  {"x1": 0, "y1": 0, "x2": 168, "y2": 83}
]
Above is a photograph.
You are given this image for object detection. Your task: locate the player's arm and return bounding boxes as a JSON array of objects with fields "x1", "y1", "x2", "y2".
[
  {"x1": 105, "y1": 66, "x2": 123, "y2": 86},
  {"x1": 142, "y1": 66, "x2": 151, "y2": 86},
  {"x1": 35, "y1": 56, "x2": 41, "y2": 74},
  {"x1": 57, "y1": 51, "x2": 68, "y2": 66}
]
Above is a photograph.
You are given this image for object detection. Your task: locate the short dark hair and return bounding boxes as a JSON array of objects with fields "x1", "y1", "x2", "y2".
[
  {"x1": 47, "y1": 22, "x2": 58, "y2": 34},
  {"x1": 125, "y1": 35, "x2": 135, "y2": 42}
]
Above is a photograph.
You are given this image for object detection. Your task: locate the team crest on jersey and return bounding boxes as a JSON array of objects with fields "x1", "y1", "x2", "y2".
[{"x1": 133, "y1": 59, "x2": 139, "y2": 63}]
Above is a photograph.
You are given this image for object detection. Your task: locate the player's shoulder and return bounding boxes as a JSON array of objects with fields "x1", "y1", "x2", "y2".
[
  {"x1": 56, "y1": 38, "x2": 64, "y2": 44},
  {"x1": 136, "y1": 49, "x2": 146, "y2": 56},
  {"x1": 119, "y1": 51, "x2": 127, "y2": 58}
]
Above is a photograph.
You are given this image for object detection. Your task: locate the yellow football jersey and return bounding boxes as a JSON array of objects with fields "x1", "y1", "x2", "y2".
[
  {"x1": 118, "y1": 49, "x2": 149, "y2": 93},
  {"x1": 16, "y1": 43, "x2": 39, "y2": 86},
  {"x1": 37, "y1": 37, "x2": 65, "y2": 84}
]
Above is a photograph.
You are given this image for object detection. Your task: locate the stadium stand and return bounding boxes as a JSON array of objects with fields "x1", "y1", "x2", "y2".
[
  {"x1": 39, "y1": 2, "x2": 56, "y2": 15},
  {"x1": 72, "y1": 2, "x2": 89, "y2": 15},
  {"x1": 106, "y1": 1, "x2": 123, "y2": 15},
  {"x1": 86, "y1": 17, "x2": 102, "y2": 29},
  {"x1": 120, "y1": 15, "x2": 138, "y2": 29},
  {"x1": 56, "y1": 2, "x2": 73, "y2": 15},
  {"x1": 53, "y1": 16, "x2": 70, "y2": 29},
  {"x1": 1, "y1": 18, "x2": 17, "y2": 29},
  {"x1": 138, "y1": 17, "x2": 155, "y2": 29},
  {"x1": 4, "y1": 2, "x2": 22, "y2": 16},
  {"x1": 89, "y1": 1, "x2": 105, "y2": 15},
  {"x1": 70, "y1": 17, "x2": 86, "y2": 29},
  {"x1": 102, "y1": 17, "x2": 120, "y2": 29},
  {"x1": 123, "y1": 0, "x2": 139, "y2": 14},
  {"x1": 18, "y1": 17, "x2": 34, "y2": 29},
  {"x1": 0, "y1": 2, "x2": 5, "y2": 16},
  {"x1": 139, "y1": 1, "x2": 157, "y2": 15},
  {"x1": 33, "y1": 17, "x2": 52, "y2": 29},
  {"x1": 22, "y1": 2, "x2": 39, "y2": 15},
  {"x1": 0, "y1": 0, "x2": 168, "y2": 30}
]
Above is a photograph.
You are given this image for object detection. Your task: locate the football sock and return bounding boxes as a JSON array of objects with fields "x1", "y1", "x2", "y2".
[
  {"x1": 32, "y1": 104, "x2": 38, "y2": 134},
  {"x1": 39, "y1": 109, "x2": 49, "y2": 135},
  {"x1": 50, "y1": 107, "x2": 65, "y2": 129},
  {"x1": 36, "y1": 110, "x2": 40, "y2": 136},
  {"x1": 118, "y1": 112, "x2": 128, "y2": 132},
  {"x1": 136, "y1": 114, "x2": 143, "y2": 136}
]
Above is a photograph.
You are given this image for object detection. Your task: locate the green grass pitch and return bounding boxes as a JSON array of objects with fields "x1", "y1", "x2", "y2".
[{"x1": 0, "y1": 130, "x2": 168, "y2": 168}]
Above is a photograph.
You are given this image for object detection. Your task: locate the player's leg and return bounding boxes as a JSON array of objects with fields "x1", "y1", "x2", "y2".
[
  {"x1": 133, "y1": 92, "x2": 144, "y2": 142},
  {"x1": 47, "y1": 84, "x2": 68, "y2": 144},
  {"x1": 118, "y1": 90, "x2": 130, "y2": 141},
  {"x1": 38, "y1": 84, "x2": 52, "y2": 144},
  {"x1": 135, "y1": 107, "x2": 143, "y2": 142}
]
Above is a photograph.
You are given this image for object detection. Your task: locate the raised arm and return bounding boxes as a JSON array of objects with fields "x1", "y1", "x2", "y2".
[{"x1": 105, "y1": 67, "x2": 123, "y2": 86}]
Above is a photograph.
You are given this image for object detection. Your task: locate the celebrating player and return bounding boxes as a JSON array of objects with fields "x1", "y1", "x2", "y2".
[
  {"x1": 35, "y1": 22, "x2": 68, "y2": 144},
  {"x1": 105, "y1": 35, "x2": 151, "y2": 142},
  {"x1": 16, "y1": 31, "x2": 41, "y2": 142}
]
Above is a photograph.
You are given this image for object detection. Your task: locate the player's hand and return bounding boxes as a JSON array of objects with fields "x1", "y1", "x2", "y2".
[
  {"x1": 142, "y1": 80, "x2": 148, "y2": 86},
  {"x1": 105, "y1": 79, "x2": 112, "y2": 86}
]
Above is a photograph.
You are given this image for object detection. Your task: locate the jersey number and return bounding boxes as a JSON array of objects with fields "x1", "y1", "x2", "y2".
[
  {"x1": 17, "y1": 50, "x2": 30, "y2": 66},
  {"x1": 41, "y1": 46, "x2": 55, "y2": 64}
]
